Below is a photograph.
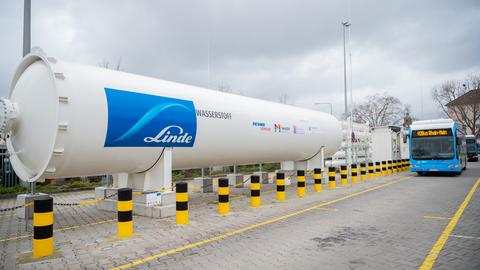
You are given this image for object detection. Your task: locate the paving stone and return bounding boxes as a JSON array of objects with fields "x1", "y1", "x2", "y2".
[{"x1": 1, "y1": 166, "x2": 479, "y2": 269}]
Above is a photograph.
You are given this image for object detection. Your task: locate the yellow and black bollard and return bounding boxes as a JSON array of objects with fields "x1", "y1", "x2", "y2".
[
  {"x1": 400, "y1": 159, "x2": 404, "y2": 172},
  {"x1": 176, "y1": 182, "x2": 188, "y2": 224},
  {"x1": 368, "y1": 162, "x2": 374, "y2": 178},
  {"x1": 297, "y1": 170, "x2": 306, "y2": 197},
  {"x1": 276, "y1": 172, "x2": 286, "y2": 201},
  {"x1": 328, "y1": 167, "x2": 336, "y2": 189},
  {"x1": 407, "y1": 159, "x2": 410, "y2": 170},
  {"x1": 393, "y1": 160, "x2": 398, "y2": 173},
  {"x1": 33, "y1": 196, "x2": 54, "y2": 258},
  {"x1": 314, "y1": 168, "x2": 322, "y2": 192},
  {"x1": 340, "y1": 165, "x2": 348, "y2": 186},
  {"x1": 382, "y1": 161, "x2": 387, "y2": 176},
  {"x1": 360, "y1": 163, "x2": 367, "y2": 181},
  {"x1": 387, "y1": 160, "x2": 393, "y2": 174},
  {"x1": 250, "y1": 175, "x2": 261, "y2": 207},
  {"x1": 117, "y1": 188, "x2": 133, "y2": 238},
  {"x1": 375, "y1": 162, "x2": 381, "y2": 177},
  {"x1": 351, "y1": 164, "x2": 358, "y2": 183},
  {"x1": 218, "y1": 178, "x2": 230, "y2": 214}
]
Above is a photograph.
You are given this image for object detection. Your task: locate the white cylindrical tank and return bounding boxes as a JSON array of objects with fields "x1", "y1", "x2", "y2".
[{"x1": 0, "y1": 50, "x2": 341, "y2": 182}]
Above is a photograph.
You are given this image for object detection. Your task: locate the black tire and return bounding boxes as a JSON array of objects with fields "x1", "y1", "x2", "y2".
[{"x1": 417, "y1": 172, "x2": 424, "y2": 176}]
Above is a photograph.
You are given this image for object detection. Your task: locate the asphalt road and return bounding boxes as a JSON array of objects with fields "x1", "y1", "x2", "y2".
[{"x1": 130, "y1": 164, "x2": 480, "y2": 270}]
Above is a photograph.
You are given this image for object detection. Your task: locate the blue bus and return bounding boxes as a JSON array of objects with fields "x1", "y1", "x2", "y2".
[
  {"x1": 409, "y1": 119, "x2": 467, "y2": 175},
  {"x1": 466, "y1": 135, "x2": 478, "y2": 162}
]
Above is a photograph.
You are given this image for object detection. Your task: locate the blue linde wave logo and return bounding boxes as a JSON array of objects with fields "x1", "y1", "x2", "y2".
[{"x1": 104, "y1": 88, "x2": 197, "y2": 147}]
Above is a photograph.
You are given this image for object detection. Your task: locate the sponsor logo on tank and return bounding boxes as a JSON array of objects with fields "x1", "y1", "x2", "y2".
[
  {"x1": 293, "y1": 125, "x2": 305, "y2": 134},
  {"x1": 104, "y1": 88, "x2": 197, "y2": 147},
  {"x1": 308, "y1": 126, "x2": 320, "y2": 134},
  {"x1": 253, "y1": 121, "x2": 271, "y2": 131},
  {"x1": 196, "y1": 109, "x2": 232, "y2": 120},
  {"x1": 274, "y1": 123, "x2": 281, "y2": 132}
]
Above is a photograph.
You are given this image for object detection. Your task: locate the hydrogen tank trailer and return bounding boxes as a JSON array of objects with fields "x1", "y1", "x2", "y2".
[{"x1": 0, "y1": 48, "x2": 341, "y2": 192}]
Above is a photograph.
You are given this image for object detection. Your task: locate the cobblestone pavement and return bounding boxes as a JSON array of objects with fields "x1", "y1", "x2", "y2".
[{"x1": 0, "y1": 163, "x2": 479, "y2": 270}]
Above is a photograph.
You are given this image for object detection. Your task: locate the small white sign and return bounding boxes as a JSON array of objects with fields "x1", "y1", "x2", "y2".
[{"x1": 145, "y1": 192, "x2": 162, "y2": 206}]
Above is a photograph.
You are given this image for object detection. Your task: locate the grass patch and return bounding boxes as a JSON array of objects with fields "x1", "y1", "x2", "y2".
[
  {"x1": 60, "y1": 180, "x2": 101, "y2": 190},
  {"x1": 172, "y1": 163, "x2": 280, "y2": 180},
  {"x1": 0, "y1": 185, "x2": 27, "y2": 194}
]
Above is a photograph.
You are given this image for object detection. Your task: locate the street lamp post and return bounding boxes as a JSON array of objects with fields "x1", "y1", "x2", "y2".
[
  {"x1": 23, "y1": 0, "x2": 31, "y2": 57},
  {"x1": 342, "y1": 21, "x2": 351, "y2": 166},
  {"x1": 342, "y1": 21, "x2": 351, "y2": 118}
]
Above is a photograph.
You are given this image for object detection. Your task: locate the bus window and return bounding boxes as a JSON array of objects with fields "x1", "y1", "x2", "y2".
[{"x1": 411, "y1": 136, "x2": 454, "y2": 160}]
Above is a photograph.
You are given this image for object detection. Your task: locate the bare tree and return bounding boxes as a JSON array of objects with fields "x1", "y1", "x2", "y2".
[
  {"x1": 218, "y1": 82, "x2": 232, "y2": 93},
  {"x1": 432, "y1": 74, "x2": 480, "y2": 136},
  {"x1": 278, "y1": 93, "x2": 288, "y2": 104},
  {"x1": 100, "y1": 57, "x2": 122, "y2": 70},
  {"x1": 352, "y1": 92, "x2": 408, "y2": 127}
]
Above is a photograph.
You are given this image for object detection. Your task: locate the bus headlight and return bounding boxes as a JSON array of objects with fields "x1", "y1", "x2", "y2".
[{"x1": 448, "y1": 164, "x2": 459, "y2": 168}]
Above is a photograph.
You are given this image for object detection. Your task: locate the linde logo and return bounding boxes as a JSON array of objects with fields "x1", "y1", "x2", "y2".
[
  {"x1": 104, "y1": 88, "x2": 197, "y2": 147},
  {"x1": 144, "y1": 125, "x2": 193, "y2": 144}
]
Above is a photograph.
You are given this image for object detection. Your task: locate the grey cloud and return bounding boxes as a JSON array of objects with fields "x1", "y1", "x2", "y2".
[{"x1": 0, "y1": 0, "x2": 479, "y2": 120}]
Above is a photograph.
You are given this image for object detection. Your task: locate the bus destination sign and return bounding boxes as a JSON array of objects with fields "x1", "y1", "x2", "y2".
[{"x1": 413, "y1": 129, "x2": 452, "y2": 137}]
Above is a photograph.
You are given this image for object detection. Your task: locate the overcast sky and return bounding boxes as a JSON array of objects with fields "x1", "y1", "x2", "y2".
[{"x1": 1, "y1": 0, "x2": 479, "y2": 120}]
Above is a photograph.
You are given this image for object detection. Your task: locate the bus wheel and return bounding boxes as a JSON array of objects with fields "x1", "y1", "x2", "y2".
[{"x1": 417, "y1": 172, "x2": 424, "y2": 176}]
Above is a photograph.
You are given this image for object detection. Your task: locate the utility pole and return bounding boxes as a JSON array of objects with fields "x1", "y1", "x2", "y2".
[
  {"x1": 23, "y1": 0, "x2": 34, "y2": 194},
  {"x1": 23, "y1": 0, "x2": 31, "y2": 57},
  {"x1": 342, "y1": 21, "x2": 351, "y2": 118},
  {"x1": 342, "y1": 21, "x2": 351, "y2": 166}
]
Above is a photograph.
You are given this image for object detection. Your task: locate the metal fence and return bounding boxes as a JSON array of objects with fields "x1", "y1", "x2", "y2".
[{"x1": 0, "y1": 144, "x2": 20, "y2": 187}]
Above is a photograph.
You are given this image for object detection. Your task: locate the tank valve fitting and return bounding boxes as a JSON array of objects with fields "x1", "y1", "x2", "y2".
[{"x1": 0, "y1": 98, "x2": 18, "y2": 135}]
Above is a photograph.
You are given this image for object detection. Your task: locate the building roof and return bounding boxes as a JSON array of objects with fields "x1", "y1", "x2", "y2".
[{"x1": 446, "y1": 89, "x2": 480, "y2": 107}]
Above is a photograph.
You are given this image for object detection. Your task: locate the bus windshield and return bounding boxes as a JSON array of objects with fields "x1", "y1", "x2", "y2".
[
  {"x1": 466, "y1": 139, "x2": 476, "y2": 153},
  {"x1": 411, "y1": 136, "x2": 455, "y2": 160}
]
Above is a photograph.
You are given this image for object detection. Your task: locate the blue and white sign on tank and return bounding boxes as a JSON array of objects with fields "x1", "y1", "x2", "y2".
[{"x1": 104, "y1": 88, "x2": 197, "y2": 147}]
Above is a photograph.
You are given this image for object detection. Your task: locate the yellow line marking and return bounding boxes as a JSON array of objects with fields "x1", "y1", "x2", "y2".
[
  {"x1": 0, "y1": 234, "x2": 31, "y2": 243},
  {"x1": 54, "y1": 218, "x2": 116, "y2": 233},
  {"x1": 422, "y1": 216, "x2": 452, "y2": 220},
  {"x1": 78, "y1": 198, "x2": 104, "y2": 206},
  {"x1": 0, "y1": 218, "x2": 116, "y2": 243},
  {"x1": 418, "y1": 177, "x2": 480, "y2": 270},
  {"x1": 112, "y1": 176, "x2": 413, "y2": 270}
]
